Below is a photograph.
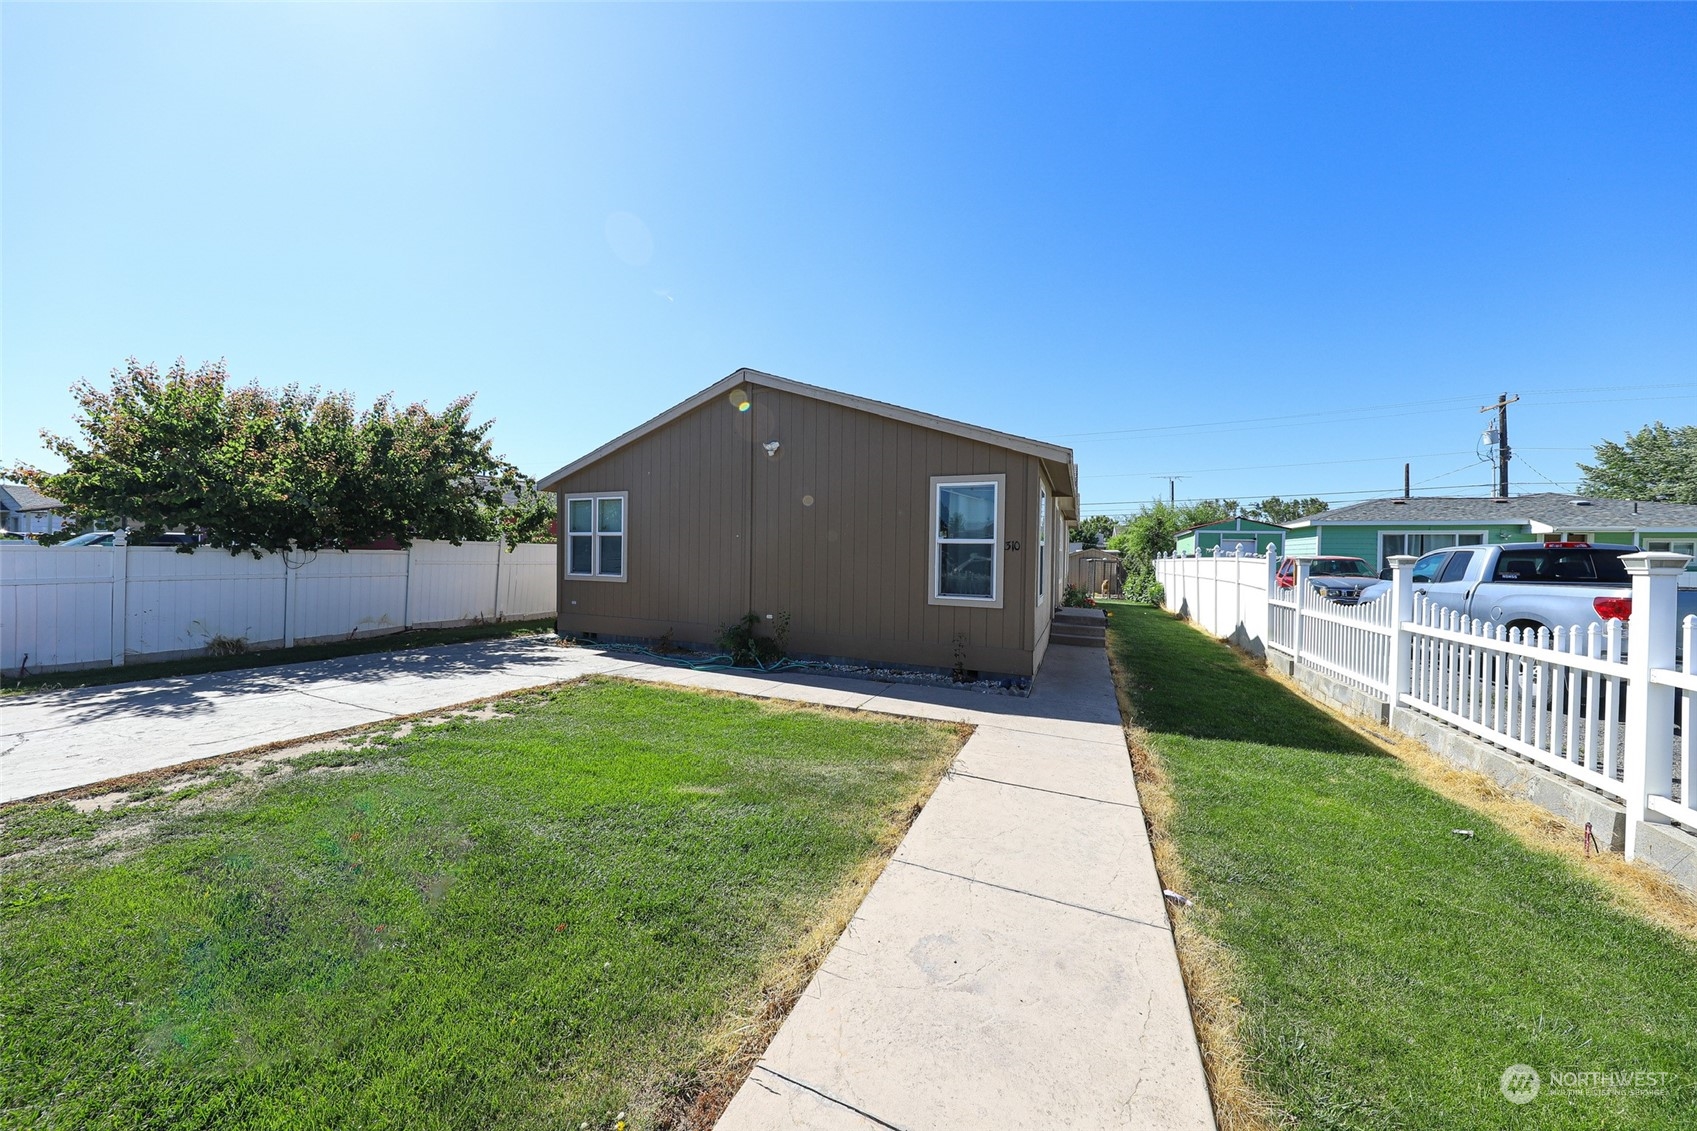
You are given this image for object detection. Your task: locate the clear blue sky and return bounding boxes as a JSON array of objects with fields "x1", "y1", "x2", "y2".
[{"x1": 4, "y1": 3, "x2": 1693, "y2": 517}]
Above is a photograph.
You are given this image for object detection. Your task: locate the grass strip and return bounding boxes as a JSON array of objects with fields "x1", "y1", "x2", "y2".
[
  {"x1": 0, "y1": 678, "x2": 964, "y2": 1130},
  {"x1": 1101, "y1": 601, "x2": 1697, "y2": 1131}
]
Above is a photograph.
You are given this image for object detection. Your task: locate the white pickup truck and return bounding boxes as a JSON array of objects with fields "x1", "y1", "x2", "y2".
[{"x1": 1357, "y1": 541, "x2": 1697, "y2": 636}]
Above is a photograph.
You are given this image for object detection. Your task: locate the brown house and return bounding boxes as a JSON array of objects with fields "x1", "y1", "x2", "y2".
[{"x1": 537, "y1": 369, "x2": 1079, "y2": 681}]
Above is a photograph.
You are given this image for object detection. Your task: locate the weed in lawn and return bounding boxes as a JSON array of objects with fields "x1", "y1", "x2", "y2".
[{"x1": 1101, "y1": 601, "x2": 1697, "y2": 1131}]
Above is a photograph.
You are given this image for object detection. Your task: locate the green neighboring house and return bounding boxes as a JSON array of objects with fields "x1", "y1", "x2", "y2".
[
  {"x1": 1173, "y1": 516, "x2": 1286, "y2": 557},
  {"x1": 1283, "y1": 493, "x2": 1697, "y2": 573}
]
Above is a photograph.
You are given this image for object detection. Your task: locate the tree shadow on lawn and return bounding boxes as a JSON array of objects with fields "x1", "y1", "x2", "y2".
[
  {"x1": 1103, "y1": 602, "x2": 1388, "y2": 758},
  {"x1": 19, "y1": 634, "x2": 590, "y2": 729}
]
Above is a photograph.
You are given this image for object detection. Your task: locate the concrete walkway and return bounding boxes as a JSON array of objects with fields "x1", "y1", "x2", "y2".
[
  {"x1": 713, "y1": 645, "x2": 1214, "y2": 1130},
  {"x1": 0, "y1": 637, "x2": 1215, "y2": 1129}
]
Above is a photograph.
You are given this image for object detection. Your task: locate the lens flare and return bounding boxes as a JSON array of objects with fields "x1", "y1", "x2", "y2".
[{"x1": 728, "y1": 388, "x2": 751, "y2": 412}]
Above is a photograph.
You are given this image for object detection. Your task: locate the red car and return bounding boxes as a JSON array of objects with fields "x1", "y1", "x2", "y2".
[{"x1": 1276, "y1": 556, "x2": 1379, "y2": 604}]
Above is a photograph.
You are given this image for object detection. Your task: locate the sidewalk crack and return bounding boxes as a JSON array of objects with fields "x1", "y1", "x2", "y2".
[
  {"x1": 752, "y1": 1065, "x2": 909, "y2": 1130},
  {"x1": 891, "y1": 858, "x2": 1171, "y2": 933},
  {"x1": 946, "y1": 769, "x2": 1142, "y2": 810}
]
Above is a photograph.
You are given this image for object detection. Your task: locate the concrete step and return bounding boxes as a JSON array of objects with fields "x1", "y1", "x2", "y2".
[{"x1": 1050, "y1": 626, "x2": 1106, "y2": 647}]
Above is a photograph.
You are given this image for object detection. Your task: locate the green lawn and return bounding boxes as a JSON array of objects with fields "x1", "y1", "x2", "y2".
[
  {"x1": 0, "y1": 679, "x2": 962, "y2": 1130},
  {"x1": 0, "y1": 618, "x2": 558, "y2": 696},
  {"x1": 1102, "y1": 601, "x2": 1697, "y2": 1130}
]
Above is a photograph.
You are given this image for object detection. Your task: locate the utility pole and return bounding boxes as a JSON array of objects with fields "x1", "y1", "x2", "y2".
[
  {"x1": 1155, "y1": 475, "x2": 1187, "y2": 506},
  {"x1": 1480, "y1": 393, "x2": 1518, "y2": 499}
]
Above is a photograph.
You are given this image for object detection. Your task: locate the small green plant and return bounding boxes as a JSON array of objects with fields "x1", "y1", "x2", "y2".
[
  {"x1": 205, "y1": 634, "x2": 249, "y2": 657},
  {"x1": 717, "y1": 612, "x2": 790, "y2": 667},
  {"x1": 1120, "y1": 565, "x2": 1165, "y2": 606},
  {"x1": 1061, "y1": 584, "x2": 1095, "y2": 608}
]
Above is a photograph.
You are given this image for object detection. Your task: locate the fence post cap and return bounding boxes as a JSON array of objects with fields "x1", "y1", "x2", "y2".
[
  {"x1": 1620, "y1": 551, "x2": 1691, "y2": 575},
  {"x1": 1387, "y1": 554, "x2": 1417, "y2": 567}
]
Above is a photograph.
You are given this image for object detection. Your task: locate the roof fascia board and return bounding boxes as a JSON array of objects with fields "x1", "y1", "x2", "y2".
[
  {"x1": 538, "y1": 369, "x2": 1076, "y2": 491},
  {"x1": 748, "y1": 371, "x2": 1074, "y2": 465},
  {"x1": 536, "y1": 373, "x2": 745, "y2": 490}
]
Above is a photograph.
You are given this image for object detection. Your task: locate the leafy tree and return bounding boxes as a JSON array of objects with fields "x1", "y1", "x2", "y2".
[
  {"x1": 1073, "y1": 514, "x2": 1117, "y2": 546},
  {"x1": 1578, "y1": 422, "x2": 1697, "y2": 505},
  {"x1": 1106, "y1": 497, "x2": 1238, "y2": 599},
  {"x1": 9, "y1": 358, "x2": 549, "y2": 554},
  {"x1": 1244, "y1": 496, "x2": 1329, "y2": 524}
]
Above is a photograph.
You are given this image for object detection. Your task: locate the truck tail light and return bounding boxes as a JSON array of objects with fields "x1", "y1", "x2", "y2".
[
  {"x1": 1593, "y1": 596, "x2": 1632, "y2": 621},
  {"x1": 1544, "y1": 540, "x2": 1590, "y2": 548}
]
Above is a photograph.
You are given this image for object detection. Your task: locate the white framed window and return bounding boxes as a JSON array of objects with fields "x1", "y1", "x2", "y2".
[
  {"x1": 564, "y1": 492, "x2": 627, "y2": 581},
  {"x1": 1378, "y1": 531, "x2": 1484, "y2": 571},
  {"x1": 929, "y1": 474, "x2": 1005, "y2": 608},
  {"x1": 1647, "y1": 540, "x2": 1697, "y2": 571},
  {"x1": 1037, "y1": 486, "x2": 1048, "y2": 606}
]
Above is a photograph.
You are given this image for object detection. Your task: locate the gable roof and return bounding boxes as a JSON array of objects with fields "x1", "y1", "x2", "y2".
[
  {"x1": 537, "y1": 368, "x2": 1079, "y2": 507},
  {"x1": 1175, "y1": 516, "x2": 1287, "y2": 536},
  {"x1": 0, "y1": 483, "x2": 64, "y2": 512},
  {"x1": 1285, "y1": 492, "x2": 1697, "y2": 531}
]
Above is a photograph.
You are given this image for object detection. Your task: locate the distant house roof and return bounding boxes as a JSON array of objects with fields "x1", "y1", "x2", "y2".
[
  {"x1": 537, "y1": 367, "x2": 1079, "y2": 506},
  {"x1": 1174, "y1": 516, "x2": 1287, "y2": 536},
  {"x1": 0, "y1": 483, "x2": 64, "y2": 513},
  {"x1": 1285, "y1": 493, "x2": 1697, "y2": 532}
]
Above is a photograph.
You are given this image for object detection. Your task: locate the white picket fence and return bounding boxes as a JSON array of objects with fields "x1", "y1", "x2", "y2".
[
  {"x1": 0, "y1": 539, "x2": 557, "y2": 674},
  {"x1": 1156, "y1": 548, "x2": 1695, "y2": 862},
  {"x1": 1405, "y1": 606, "x2": 1630, "y2": 800}
]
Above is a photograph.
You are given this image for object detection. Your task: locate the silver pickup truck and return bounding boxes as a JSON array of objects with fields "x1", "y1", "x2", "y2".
[{"x1": 1356, "y1": 541, "x2": 1697, "y2": 636}]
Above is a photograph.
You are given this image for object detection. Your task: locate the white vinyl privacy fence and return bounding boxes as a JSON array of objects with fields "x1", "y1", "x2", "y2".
[
  {"x1": 1157, "y1": 548, "x2": 1695, "y2": 864},
  {"x1": 0, "y1": 540, "x2": 556, "y2": 675}
]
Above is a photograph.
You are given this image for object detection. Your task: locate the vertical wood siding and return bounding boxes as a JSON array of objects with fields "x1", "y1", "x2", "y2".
[
  {"x1": 553, "y1": 387, "x2": 1047, "y2": 676},
  {"x1": 554, "y1": 394, "x2": 752, "y2": 648}
]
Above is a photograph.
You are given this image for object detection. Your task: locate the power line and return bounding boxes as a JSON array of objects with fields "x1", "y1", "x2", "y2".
[
  {"x1": 1080, "y1": 480, "x2": 1582, "y2": 514},
  {"x1": 1050, "y1": 388, "x2": 1697, "y2": 444},
  {"x1": 1512, "y1": 453, "x2": 1571, "y2": 490},
  {"x1": 1081, "y1": 449, "x2": 1476, "y2": 480},
  {"x1": 1153, "y1": 475, "x2": 1187, "y2": 505},
  {"x1": 1414, "y1": 458, "x2": 1491, "y2": 487},
  {"x1": 1081, "y1": 445, "x2": 1595, "y2": 481}
]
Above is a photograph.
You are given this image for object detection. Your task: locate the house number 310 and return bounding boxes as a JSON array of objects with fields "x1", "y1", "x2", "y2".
[{"x1": 1005, "y1": 540, "x2": 1021, "y2": 551}]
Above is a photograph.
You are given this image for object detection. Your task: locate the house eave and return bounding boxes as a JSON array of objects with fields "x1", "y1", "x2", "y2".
[{"x1": 537, "y1": 368, "x2": 1077, "y2": 492}]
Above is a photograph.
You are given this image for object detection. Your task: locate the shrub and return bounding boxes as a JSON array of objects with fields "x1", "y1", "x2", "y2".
[
  {"x1": 1121, "y1": 565, "x2": 1165, "y2": 606},
  {"x1": 717, "y1": 611, "x2": 790, "y2": 667}
]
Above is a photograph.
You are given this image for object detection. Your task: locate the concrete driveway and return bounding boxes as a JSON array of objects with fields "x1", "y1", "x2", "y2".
[{"x1": 0, "y1": 636, "x2": 636, "y2": 802}]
